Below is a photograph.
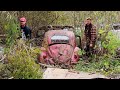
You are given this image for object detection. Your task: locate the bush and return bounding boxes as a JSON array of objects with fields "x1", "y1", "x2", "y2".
[
  {"x1": 75, "y1": 56, "x2": 120, "y2": 76},
  {"x1": 0, "y1": 16, "x2": 43, "y2": 79},
  {"x1": 0, "y1": 39, "x2": 43, "y2": 79},
  {"x1": 102, "y1": 31, "x2": 120, "y2": 55},
  {"x1": 4, "y1": 17, "x2": 20, "y2": 48}
]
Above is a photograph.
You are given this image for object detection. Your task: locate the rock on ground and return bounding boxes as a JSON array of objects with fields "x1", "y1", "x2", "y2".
[{"x1": 42, "y1": 68, "x2": 108, "y2": 79}]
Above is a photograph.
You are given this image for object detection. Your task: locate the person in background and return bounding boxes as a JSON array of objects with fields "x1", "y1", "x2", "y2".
[
  {"x1": 19, "y1": 17, "x2": 31, "y2": 40},
  {"x1": 84, "y1": 17, "x2": 97, "y2": 57}
]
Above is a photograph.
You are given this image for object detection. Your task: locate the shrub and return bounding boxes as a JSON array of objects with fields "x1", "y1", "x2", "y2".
[
  {"x1": 102, "y1": 31, "x2": 120, "y2": 55},
  {"x1": 0, "y1": 39, "x2": 43, "y2": 79},
  {"x1": 75, "y1": 56, "x2": 120, "y2": 76}
]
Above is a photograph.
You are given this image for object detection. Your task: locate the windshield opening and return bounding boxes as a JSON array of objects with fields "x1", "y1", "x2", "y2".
[{"x1": 51, "y1": 35, "x2": 69, "y2": 44}]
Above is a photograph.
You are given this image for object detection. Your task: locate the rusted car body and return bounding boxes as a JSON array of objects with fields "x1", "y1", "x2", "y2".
[{"x1": 38, "y1": 29, "x2": 80, "y2": 66}]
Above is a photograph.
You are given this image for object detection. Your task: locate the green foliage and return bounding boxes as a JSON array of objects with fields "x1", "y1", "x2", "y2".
[
  {"x1": 98, "y1": 29, "x2": 105, "y2": 34},
  {"x1": 75, "y1": 56, "x2": 120, "y2": 76},
  {"x1": 102, "y1": 31, "x2": 120, "y2": 55},
  {"x1": 4, "y1": 16, "x2": 19, "y2": 48},
  {"x1": 75, "y1": 31, "x2": 120, "y2": 76},
  {"x1": 78, "y1": 49, "x2": 85, "y2": 56},
  {"x1": 75, "y1": 26, "x2": 120, "y2": 76},
  {"x1": 0, "y1": 39, "x2": 43, "y2": 79},
  {"x1": 0, "y1": 63, "x2": 11, "y2": 79}
]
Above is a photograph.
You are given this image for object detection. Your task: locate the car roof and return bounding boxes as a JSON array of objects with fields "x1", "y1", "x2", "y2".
[{"x1": 45, "y1": 30, "x2": 75, "y2": 38}]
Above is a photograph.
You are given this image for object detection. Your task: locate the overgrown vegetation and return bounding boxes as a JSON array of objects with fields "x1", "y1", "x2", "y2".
[
  {"x1": 75, "y1": 30, "x2": 120, "y2": 76},
  {"x1": 75, "y1": 55, "x2": 120, "y2": 76},
  {"x1": 0, "y1": 12, "x2": 43, "y2": 79},
  {"x1": 4, "y1": 17, "x2": 20, "y2": 53},
  {"x1": 0, "y1": 39, "x2": 43, "y2": 79}
]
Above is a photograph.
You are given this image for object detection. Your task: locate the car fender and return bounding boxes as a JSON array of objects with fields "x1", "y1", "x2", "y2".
[{"x1": 71, "y1": 47, "x2": 80, "y2": 64}]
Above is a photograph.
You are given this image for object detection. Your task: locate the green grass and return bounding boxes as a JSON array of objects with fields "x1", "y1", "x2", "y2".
[{"x1": 75, "y1": 55, "x2": 120, "y2": 76}]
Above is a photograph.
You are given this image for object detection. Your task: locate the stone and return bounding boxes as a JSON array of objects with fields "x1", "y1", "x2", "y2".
[{"x1": 43, "y1": 68, "x2": 108, "y2": 79}]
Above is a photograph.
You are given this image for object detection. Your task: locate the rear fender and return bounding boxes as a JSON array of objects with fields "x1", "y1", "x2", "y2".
[{"x1": 71, "y1": 47, "x2": 80, "y2": 64}]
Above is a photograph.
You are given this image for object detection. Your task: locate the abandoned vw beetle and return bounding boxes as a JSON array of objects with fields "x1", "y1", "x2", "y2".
[{"x1": 38, "y1": 29, "x2": 80, "y2": 66}]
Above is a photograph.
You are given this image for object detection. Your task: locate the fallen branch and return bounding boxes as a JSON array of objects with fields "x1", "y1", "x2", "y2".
[
  {"x1": 8, "y1": 77, "x2": 14, "y2": 79},
  {"x1": 0, "y1": 54, "x2": 6, "y2": 62}
]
